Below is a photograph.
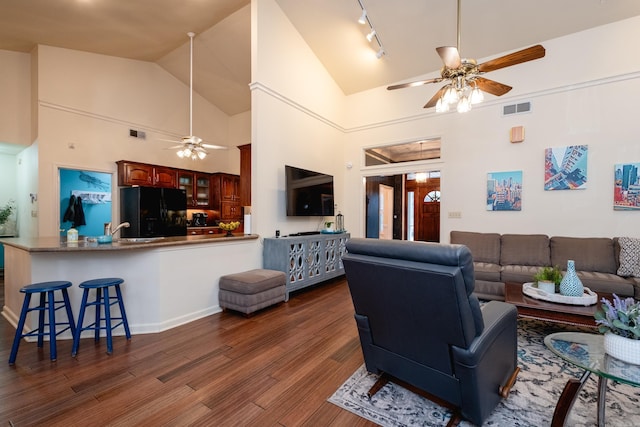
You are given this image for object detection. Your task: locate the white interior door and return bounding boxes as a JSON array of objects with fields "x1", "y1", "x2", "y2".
[{"x1": 379, "y1": 184, "x2": 393, "y2": 240}]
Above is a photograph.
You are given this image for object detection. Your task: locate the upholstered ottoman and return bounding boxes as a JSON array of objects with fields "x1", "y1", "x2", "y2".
[{"x1": 219, "y1": 269, "x2": 286, "y2": 316}]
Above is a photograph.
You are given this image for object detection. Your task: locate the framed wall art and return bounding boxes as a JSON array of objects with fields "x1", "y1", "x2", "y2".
[
  {"x1": 614, "y1": 163, "x2": 640, "y2": 210},
  {"x1": 544, "y1": 145, "x2": 588, "y2": 190},
  {"x1": 487, "y1": 171, "x2": 522, "y2": 211}
]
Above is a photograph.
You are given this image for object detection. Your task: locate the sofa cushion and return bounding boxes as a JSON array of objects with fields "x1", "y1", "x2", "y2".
[
  {"x1": 473, "y1": 261, "x2": 501, "y2": 282},
  {"x1": 500, "y1": 234, "x2": 550, "y2": 266},
  {"x1": 450, "y1": 231, "x2": 501, "y2": 264},
  {"x1": 501, "y1": 265, "x2": 542, "y2": 284},
  {"x1": 473, "y1": 280, "x2": 504, "y2": 301},
  {"x1": 577, "y1": 271, "x2": 635, "y2": 297},
  {"x1": 550, "y1": 237, "x2": 616, "y2": 274},
  {"x1": 617, "y1": 237, "x2": 640, "y2": 277}
]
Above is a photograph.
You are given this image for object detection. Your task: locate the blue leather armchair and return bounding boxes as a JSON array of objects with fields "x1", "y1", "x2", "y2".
[{"x1": 342, "y1": 238, "x2": 519, "y2": 426}]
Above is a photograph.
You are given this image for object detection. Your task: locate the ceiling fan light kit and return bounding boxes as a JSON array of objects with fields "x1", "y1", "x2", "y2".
[{"x1": 387, "y1": 0, "x2": 545, "y2": 113}]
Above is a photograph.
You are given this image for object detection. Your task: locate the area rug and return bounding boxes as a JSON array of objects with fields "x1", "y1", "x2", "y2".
[{"x1": 329, "y1": 319, "x2": 640, "y2": 426}]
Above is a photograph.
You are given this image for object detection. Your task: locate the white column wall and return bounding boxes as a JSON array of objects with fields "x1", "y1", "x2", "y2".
[{"x1": 251, "y1": 0, "x2": 346, "y2": 239}]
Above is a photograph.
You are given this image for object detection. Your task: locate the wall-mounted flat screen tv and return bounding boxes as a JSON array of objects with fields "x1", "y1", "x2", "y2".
[{"x1": 285, "y1": 165, "x2": 334, "y2": 216}]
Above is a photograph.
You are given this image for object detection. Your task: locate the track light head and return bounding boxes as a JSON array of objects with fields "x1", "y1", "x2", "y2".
[
  {"x1": 376, "y1": 48, "x2": 385, "y2": 59},
  {"x1": 366, "y1": 29, "x2": 376, "y2": 42},
  {"x1": 358, "y1": 9, "x2": 367, "y2": 24}
]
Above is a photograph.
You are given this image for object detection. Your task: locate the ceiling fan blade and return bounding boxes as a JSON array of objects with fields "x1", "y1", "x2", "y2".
[
  {"x1": 477, "y1": 45, "x2": 545, "y2": 73},
  {"x1": 436, "y1": 46, "x2": 461, "y2": 69},
  {"x1": 474, "y1": 77, "x2": 512, "y2": 97},
  {"x1": 424, "y1": 86, "x2": 448, "y2": 108},
  {"x1": 202, "y1": 143, "x2": 228, "y2": 150},
  {"x1": 387, "y1": 78, "x2": 442, "y2": 91}
]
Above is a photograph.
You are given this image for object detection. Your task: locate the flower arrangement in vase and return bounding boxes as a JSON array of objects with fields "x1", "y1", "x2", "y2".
[
  {"x1": 594, "y1": 294, "x2": 640, "y2": 364},
  {"x1": 533, "y1": 266, "x2": 562, "y2": 294}
]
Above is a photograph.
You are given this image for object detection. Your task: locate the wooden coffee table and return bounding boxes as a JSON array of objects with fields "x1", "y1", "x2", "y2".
[{"x1": 504, "y1": 282, "x2": 610, "y2": 327}]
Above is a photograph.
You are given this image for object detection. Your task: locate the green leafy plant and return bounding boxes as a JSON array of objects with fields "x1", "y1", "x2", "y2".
[
  {"x1": 533, "y1": 266, "x2": 562, "y2": 285},
  {"x1": 595, "y1": 294, "x2": 640, "y2": 340},
  {"x1": 324, "y1": 221, "x2": 333, "y2": 229},
  {"x1": 0, "y1": 200, "x2": 15, "y2": 225}
]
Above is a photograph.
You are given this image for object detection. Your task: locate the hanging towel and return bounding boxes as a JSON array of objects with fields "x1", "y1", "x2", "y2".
[
  {"x1": 63, "y1": 195, "x2": 76, "y2": 223},
  {"x1": 74, "y1": 196, "x2": 86, "y2": 227}
]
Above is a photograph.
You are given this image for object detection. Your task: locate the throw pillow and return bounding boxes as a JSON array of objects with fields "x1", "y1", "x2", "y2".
[{"x1": 617, "y1": 237, "x2": 640, "y2": 277}]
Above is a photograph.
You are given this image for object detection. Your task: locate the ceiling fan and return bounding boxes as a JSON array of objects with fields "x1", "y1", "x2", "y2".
[
  {"x1": 164, "y1": 32, "x2": 227, "y2": 160},
  {"x1": 387, "y1": 0, "x2": 545, "y2": 112}
]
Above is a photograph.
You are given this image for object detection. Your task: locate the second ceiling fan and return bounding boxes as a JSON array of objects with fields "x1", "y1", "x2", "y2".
[
  {"x1": 387, "y1": 0, "x2": 546, "y2": 112},
  {"x1": 164, "y1": 32, "x2": 227, "y2": 160}
]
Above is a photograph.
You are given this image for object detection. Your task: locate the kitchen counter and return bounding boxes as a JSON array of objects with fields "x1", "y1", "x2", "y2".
[
  {"x1": 1, "y1": 232, "x2": 262, "y2": 339},
  {"x1": 0, "y1": 233, "x2": 257, "y2": 252}
]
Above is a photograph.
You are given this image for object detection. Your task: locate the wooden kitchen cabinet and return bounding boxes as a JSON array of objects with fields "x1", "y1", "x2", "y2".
[
  {"x1": 212, "y1": 173, "x2": 241, "y2": 221},
  {"x1": 117, "y1": 161, "x2": 177, "y2": 188},
  {"x1": 178, "y1": 171, "x2": 211, "y2": 207}
]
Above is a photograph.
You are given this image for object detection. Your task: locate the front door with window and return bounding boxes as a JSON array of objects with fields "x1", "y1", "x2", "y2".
[{"x1": 406, "y1": 176, "x2": 440, "y2": 242}]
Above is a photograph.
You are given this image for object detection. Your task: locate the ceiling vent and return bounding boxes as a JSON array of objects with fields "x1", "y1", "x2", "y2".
[{"x1": 502, "y1": 101, "x2": 531, "y2": 116}]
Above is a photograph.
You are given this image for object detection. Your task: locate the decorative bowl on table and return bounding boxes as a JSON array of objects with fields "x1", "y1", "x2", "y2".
[{"x1": 218, "y1": 221, "x2": 240, "y2": 236}]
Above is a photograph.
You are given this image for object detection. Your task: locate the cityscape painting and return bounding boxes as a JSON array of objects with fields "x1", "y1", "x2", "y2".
[
  {"x1": 544, "y1": 145, "x2": 588, "y2": 190},
  {"x1": 487, "y1": 171, "x2": 522, "y2": 211},
  {"x1": 614, "y1": 163, "x2": 640, "y2": 211}
]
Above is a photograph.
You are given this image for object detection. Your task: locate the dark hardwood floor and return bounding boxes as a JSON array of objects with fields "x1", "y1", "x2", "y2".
[{"x1": 0, "y1": 276, "x2": 375, "y2": 426}]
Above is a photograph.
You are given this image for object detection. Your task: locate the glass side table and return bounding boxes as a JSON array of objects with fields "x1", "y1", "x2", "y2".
[{"x1": 544, "y1": 332, "x2": 640, "y2": 427}]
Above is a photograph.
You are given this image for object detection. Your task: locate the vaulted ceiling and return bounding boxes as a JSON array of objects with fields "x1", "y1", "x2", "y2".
[{"x1": 2, "y1": 0, "x2": 640, "y2": 116}]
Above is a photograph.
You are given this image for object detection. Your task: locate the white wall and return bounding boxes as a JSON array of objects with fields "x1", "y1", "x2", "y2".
[
  {"x1": 32, "y1": 45, "x2": 241, "y2": 237},
  {"x1": 342, "y1": 16, "x2": 640, "y2": 240},
  {"x1": 251, "y1": 0, "x2": 346, "y2": 238},
  {"x1": 0, "y1": 50, "x2": 30, "y2": 146},
  {"x1": 15, "y1": 144, "x2": 38, "y2": 238}
]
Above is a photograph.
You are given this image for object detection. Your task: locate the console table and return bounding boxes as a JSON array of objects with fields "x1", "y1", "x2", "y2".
[{"x1": 263, "y1": 233, "x2": 349, "y2": 300}]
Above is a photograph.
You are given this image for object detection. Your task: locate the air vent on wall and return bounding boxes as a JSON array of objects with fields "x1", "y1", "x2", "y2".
[{"x1": 502, "y1": 101, "x2": 531, "y2": 116}]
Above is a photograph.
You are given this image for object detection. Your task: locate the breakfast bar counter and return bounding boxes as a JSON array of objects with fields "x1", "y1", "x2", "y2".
[{"x1": 1, "y1": 233, "x2": 262, "y2": 338}]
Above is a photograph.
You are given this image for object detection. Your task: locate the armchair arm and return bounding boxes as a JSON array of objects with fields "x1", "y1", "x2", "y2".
[
  {"x1": 450, "y1": 301, "x2": 519, "y2": 425},
  {"x1": 452, "y1": 300, "x2": 517, "y2": 367}
]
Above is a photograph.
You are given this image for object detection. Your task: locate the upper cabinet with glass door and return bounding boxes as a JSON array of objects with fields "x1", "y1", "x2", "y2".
[{"x1": 178, "y1": 171, "x2": 211, "y2": 208}]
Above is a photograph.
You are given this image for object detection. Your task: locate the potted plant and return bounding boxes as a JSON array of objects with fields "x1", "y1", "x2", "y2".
[
  {"x1": 0, "y1": 200, "x2": 15, "y2": 235},
  {"x1": 324, "y1": 221, "x2": 333, "y2": 232},
  {"x1": 533, "y1": 266, "x2": 562, "y2": 294},
  {"x1": 594, "y1": 294, "x2": 640, "y2": 364}
]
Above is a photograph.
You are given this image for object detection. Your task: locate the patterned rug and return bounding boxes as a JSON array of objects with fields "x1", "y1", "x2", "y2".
[{"x1": 329, "y1": 319, "x2": 640, "y2": 426}]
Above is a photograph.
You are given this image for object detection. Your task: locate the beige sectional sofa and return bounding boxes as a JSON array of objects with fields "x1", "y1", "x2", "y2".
[{"x1": 450, "y1": 231, "x2": 640, "y2": 301}]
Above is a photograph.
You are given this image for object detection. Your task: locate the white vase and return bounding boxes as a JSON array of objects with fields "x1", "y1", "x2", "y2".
[
  {"x1": 537, "y1": 281, "x2": 556, "y2": 294},
  {"x1": 604, "y1": 332, "x2": 640, "y2": 365}
]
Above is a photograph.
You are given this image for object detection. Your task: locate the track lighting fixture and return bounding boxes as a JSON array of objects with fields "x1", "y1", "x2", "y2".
[
  {"x1": 358, "y1": 9, "x2": 367, "y2": 25},
  {"x1": 366, "y1": 29, "x2": 376, "y2": 42},
  {"x1": 356, "y1": 0, "x2": 385, "y2": 59}
]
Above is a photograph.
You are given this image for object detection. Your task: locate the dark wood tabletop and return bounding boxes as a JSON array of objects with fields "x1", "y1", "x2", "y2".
[{"x1": 504, "y1": 282, "x2": 609, "y2": 328}]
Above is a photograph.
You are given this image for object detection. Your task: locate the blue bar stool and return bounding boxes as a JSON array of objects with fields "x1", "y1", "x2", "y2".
[
  {"x1": 9, "y1": 281, "x2": 76, "y2": 365},
  {"x1": 71, "y1": 278, "x2": 131, "y2": 356}
]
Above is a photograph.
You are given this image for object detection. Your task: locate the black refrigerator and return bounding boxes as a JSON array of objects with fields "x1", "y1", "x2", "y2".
[{"x1": 120, "y1": 187, "x2": 187, "y2": 237}]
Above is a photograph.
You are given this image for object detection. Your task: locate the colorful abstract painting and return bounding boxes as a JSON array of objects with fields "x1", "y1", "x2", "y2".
[
  {"x1": 614, "y1": 163, "x2": 640, "y2": 210},
  {"x1": 544, "y1": 145, "x2": 588, "y2": 190},
  {"x1": 487, "y1": 171, "x2": 522, "y2": 211}
]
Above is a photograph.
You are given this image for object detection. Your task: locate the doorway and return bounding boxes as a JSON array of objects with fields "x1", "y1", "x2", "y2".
[
  {"x1": 364, "y1": 171, "x2": 440, "y2": 242},
  {"x1": 406, "y1": 173, "x2": 440, "y2": 242},
  {"x1": 378, "y1": 184, "x2": 394, "y2": 239}
]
